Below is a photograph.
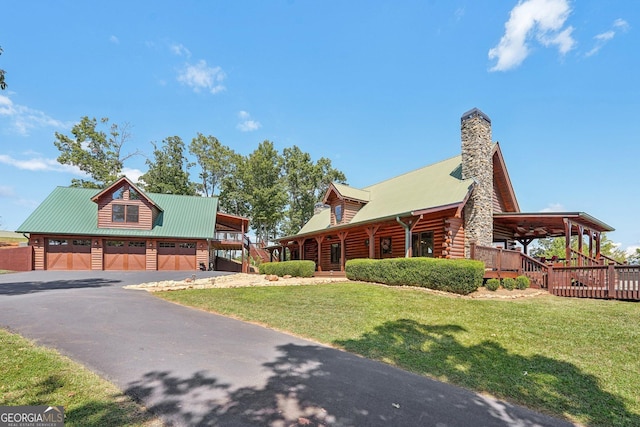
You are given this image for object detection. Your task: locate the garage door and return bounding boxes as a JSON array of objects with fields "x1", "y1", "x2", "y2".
[
  {"x1": 46, "y1": 239, "x2": 91, "y2": 270},
  {"x1": 104, "y1": 240, "x2": 146, "y2": 270},
  {"x1": 158, "y1": 242, "x2": 196, "y2": 270}
]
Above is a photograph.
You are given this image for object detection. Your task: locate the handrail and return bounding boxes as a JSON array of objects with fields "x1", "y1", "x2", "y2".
[
  {"x1": 600, "y1": 253, "x2": 623, "y2": 266},
  {"x1": 521, "y1": 252, "x2": 549, "y2": 270},
  {"x1": 569, "y1": 248, "x2": 599, "y2": 267}
]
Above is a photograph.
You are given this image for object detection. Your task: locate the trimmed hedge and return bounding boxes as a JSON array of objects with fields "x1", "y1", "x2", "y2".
[
  {"x1": 485, "y1": 278, "x2": 501, "y2": 291},
  {"x1": 259, "y1": 260, "x2": 316, "y2": 278},
  {"x1": 345, "y1": 257, "x2": 484, "y2": 295},
  {"x1": 516, "y1": 275, "x2": 531, "y2": 290},
  {"x1": 502, "y1": 277, "x2": 516, "y2": 291}
]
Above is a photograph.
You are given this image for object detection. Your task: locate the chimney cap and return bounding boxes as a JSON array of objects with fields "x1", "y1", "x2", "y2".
[{"x1": 461, "y1": 108, "x2": 491, "y2": 124}]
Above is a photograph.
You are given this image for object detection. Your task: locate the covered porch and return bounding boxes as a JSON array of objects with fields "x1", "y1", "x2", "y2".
[
  {"x1": 475, "y1": 212, "x2": 639, "y2": 300},
  {"x1": 209, "y1": 212, "x2": 250, "y2": 273}
]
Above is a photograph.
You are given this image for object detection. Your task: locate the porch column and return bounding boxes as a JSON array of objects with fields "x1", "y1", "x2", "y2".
[
  {"x1": 338, "y1": 231, "x2": 348, "y2": 271},
  {"x1": 366, "y1": 225, "x2": 380, "y2": 259},
  {"x1": 315, "y1": 236, "x2": 325, "y2": 271},
  {"x1": 396, "y1": 215, "x2": 422, "y2": 258},
  {"x1": 296, "y1": 238, "x2": 306, "y2": 261},
  {"x1": 563, "y1": 218, "x2": 572, "y2": 264},
  {"x1": 577, "y1": 225, "x2": 584, "y2": 265},
  {"x1": 595, "y1": 231, "x2": 602, "y2": 261},
  {"x1": 241, "y1": 220, "x2": 246, "y2": 273}
]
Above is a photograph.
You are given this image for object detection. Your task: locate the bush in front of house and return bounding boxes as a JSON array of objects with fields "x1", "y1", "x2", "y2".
[
  {"x1": 259, "y1": 260, "x2": 316, "y2": 277},
  {"x1": 502, "y1": 277, "x2": 516, "y2": 290},
  {"x1": 345, "y1": 257, "x2": 484, "y2": 295},
  {"x1": 485, "y1": 278, "x2": 501, "y2": 291},
  {"x1": 516, "y1": 275, "x2": 531, "y2": 290}
]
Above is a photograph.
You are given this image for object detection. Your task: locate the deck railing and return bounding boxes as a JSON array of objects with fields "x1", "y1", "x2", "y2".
[
  {"x1": 550, "y1": 264, "x2": 640, "y2": 300},
  {"x1": 471, "y1": 243, "x2": 639, "y2": 300}
]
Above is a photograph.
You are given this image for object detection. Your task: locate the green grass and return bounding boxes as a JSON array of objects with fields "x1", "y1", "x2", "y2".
[
  {"x1": 158, "y1": 283, "x2": 640, "y2": 427},
  {"x1": 0, "y1": 328, "x2": 160, "y2": 427}
]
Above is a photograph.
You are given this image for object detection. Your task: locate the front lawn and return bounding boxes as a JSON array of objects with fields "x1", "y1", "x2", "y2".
[
  {"x1": 0, "y1": 328, "x2": 160, "y2": 427},
  {"x1": 157, "y1": 282, "x2": 640, "y2": 427}
]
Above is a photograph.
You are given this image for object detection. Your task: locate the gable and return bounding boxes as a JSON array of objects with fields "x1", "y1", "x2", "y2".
[{"x1": 492, "y1": 143, "x2": 519, "y2": 213}]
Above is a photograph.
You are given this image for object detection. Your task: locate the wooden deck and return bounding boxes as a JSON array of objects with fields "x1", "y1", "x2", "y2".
[{"x1": 471, "y1": 244, "x2": 640, "y2": 301}]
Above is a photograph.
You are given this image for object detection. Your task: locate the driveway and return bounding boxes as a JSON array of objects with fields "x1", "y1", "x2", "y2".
[{"x1": 0, "y1": 272, "x2": 573, "y2": 426}]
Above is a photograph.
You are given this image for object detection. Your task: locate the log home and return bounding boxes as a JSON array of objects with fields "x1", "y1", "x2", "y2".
[{"x1": 276, "y1": 108, "x2": 616, "y2": 278}]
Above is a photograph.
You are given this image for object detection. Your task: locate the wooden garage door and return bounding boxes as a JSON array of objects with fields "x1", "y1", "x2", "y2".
[
  {"x1": 104, "y1": 240, "x2": 146, "y2": 270},
  {"x1": 46, "y1": 239, "x2": 92, "y2": 270},
  {"x1": 158, "y1": 242, "x2": 196, "y2": 270}
]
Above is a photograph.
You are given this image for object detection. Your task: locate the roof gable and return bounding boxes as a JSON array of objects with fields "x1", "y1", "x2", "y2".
[
  {"x1": 492, "y1": 143, "x2": 519, "y2": 212},
  {"x1": 289, "y1": 155, "x2": 475, "y2": 237},
  {"x1": 90, "y1": 176, "x2": 162, "y2": 211},
  {"x1": 323, "y1": 183, "x2": 370, "y2": 204}
]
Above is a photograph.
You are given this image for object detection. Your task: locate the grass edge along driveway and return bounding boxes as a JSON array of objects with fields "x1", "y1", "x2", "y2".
[
  {"x1": 157, "y1": 282, "x2": 640, "y2": 427},
  {"x1": 0, "y1": 328, "x2": 160, "y2": 427}
]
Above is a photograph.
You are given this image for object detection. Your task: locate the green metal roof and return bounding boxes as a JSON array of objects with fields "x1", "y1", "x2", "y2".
[
  {"x1": 330, "y1": 183, "x2": 370, "y2": 202},
  {"x1": 17, "y1": 186, "x2": 219, "y2": 239},
  {"x1": 290, "y1": 155, "x2": 473, "y2": 238}
]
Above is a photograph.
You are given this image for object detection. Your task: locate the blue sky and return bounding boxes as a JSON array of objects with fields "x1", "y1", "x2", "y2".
[{"x1": 1, "y1": 0, "x2": 638, "y2": 253}]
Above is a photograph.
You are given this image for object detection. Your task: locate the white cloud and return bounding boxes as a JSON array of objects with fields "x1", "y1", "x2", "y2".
[
  {"x1": 122, "y1": 167, "x2": 144, "y2": 184},
  {"x1": 488, "y1": 0, "x2": 575, "y2": 72},
  {"x1": 0, "y1": 154, "x2": 84, "y2": 175},
  {"x1": 236, "y1": 111, "x2": 261, "y2": 132},
  {"x1": 109, "y1": 35, "x2": 120, "y2": 44},
  {"x1": 540, "y1": 203, "x2": 564, "y2": 212},
  {"x1": 177, "y1": 60, "x2": 226, "y2": 94},
  {"x1": 626, "y1": 245, "x2": 640, "y2": 256},
  {"x1": 170, "y1": 43, "x2": 191, "y2": 57},
  {"x1": 586, "y1": 18, "x2": 630, "y2": 57},
  {"x1": 0, "y1": 95, "x2": 71, "y2": 136}
]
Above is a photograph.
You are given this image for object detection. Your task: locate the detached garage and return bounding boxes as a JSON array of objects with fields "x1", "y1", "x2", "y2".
[{"x1": 17, "y1": 177, "x2": 248, "y2": 271}]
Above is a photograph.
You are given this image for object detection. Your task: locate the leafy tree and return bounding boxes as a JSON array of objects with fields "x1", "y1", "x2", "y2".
[
  {"x1": 140, "y1": 136, "x2": 196, "y2": 195},
  {"x1": 219, "y1": 152, "x2": 251, "y2": 217},
  {"x1": 0, "y1": 46, "x2": 6, "y2": 90},
  {"x1": 54, "y1": 117, "x2": 136, "y2": 189},
  {"x1": 281, "y1": 146, "x2": 346, "y2": 236},
  {"x1": 628, "y1": 248, "x2": 640, "y2": 265},
  {"x1": 531, "y1": 233, "x2": 626, "y2": 263},
  {"x1": 189, "y1": 133, "x2": 236, "y2": 197},
  {"x1": 243, "y1": 141, "x2": 287, "y2": 243}
]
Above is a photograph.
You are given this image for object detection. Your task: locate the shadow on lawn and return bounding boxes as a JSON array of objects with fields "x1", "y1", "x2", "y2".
[
  {"x1": 335, "y1": 319, "x2": 639, "y2": 427},
  {"x1": 122, "y1": 343, "x2": 573, "y2": 427}
]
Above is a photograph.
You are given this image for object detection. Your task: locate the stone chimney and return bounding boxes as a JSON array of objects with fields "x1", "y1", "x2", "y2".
[{"x1": 461, "y1": 108, "x2": 493, "y2": 256}]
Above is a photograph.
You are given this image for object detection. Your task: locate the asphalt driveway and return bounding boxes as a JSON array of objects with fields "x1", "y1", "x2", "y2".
[{"x1": 0, "y1": 271, "x2": 574, "y2": 426}]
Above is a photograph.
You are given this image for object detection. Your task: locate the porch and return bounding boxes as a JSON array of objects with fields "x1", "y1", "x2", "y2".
[{"x1": 471, "y1": 243, "x2": 640, "y2": 301}]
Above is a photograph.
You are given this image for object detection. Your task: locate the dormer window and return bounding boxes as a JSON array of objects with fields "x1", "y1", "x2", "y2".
[
  {"x1": 130, "y1": 188, "x2": 140, "y2": 200},
  {"x1": 112, "y1": 204, "x2": 139, "y2": 223},
  {"x1": 334, "y1": 204, "x2": 343, "y2": 224}
]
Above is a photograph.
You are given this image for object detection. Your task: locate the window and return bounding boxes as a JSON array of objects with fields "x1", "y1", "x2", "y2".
[
  {"x1": 112, "y1": 188, "x2": 124, "y2": 200},
  {"x1": 128, "y1": 241, "x2": 145, "y2": 248},
  {"x1": 107, "y1": 240, "x2": 125, "y2": 247},
  {"x1": 129, "y1": 188, "x2": 140, "y2": 200},
  {"x1": 72, "y1": 239, "x2": 91, "y2": 246},
  {"x1": 112, "y1": 205, "x2": 125, "y2": 222},
  {"x1": 159, "y1": 242, "x2": 175, "y2": 248},
  {"x1": 330, "y1": 243, "x2": 341, "y2": 264},
  {"x1": 112, "y1": 204, "x2": 138, "y2": 223},
  {"x1": 48, "y1": 239, "x2": 68, "y2": 246},
  {"x1": 180, "y1": 243, "x2": 196, "y2": 249},
  {"x1": 334, "y1": 204, "x2": 343, "y2": 224},
  {"x1": 411, "y1": 231, "x2": 434, "y2": 257},
  {"x1": 380, "y1": 237, "x2": 392, "y2": 255},
  {"x1": 126, "y1": 205, "x2": 139, "y2": 223}
]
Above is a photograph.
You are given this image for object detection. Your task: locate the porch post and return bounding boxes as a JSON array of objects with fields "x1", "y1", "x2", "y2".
[
  {"x1": 315, "y1": 236, "x2": 325, "y2": 272},
  {"x1": 563, "y1": 218, "x2": 572, "y2": 265},
  {"x1": 595, "y1": 231, "x2": 602, "y2": 262},
  {"x1": 366, "y1": 225, "x2": 380, "y2": 259},
  {"x1": 338, "y1": 231, "x2": 348, "y2": 271},
  {"x1": 296, "y1": 238, "x2": 305, "y2": 261},
  {"x1": 577, "y1": 225, "x2": 584, "y2": 266},
  {"x1": 241, "y1": 220, "x2": 246, "y2": 273}
]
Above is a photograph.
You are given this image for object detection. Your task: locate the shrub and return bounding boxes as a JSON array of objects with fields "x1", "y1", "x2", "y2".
[
  {"x1": 516, "y1": 275, "x2": 531, "y2": 290},
  {"x1": 259, "y1": 260, "x2": 315, "y2": 277},
  {"x1": 485, "y1": 278, "x2": 500, "y2": 291},
  {"x1": 502, "y1": 277, "x2": 516, "y2": 290},
  {"x1": 345, "y1": 257, "x2": 484, "y2": 295}
]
